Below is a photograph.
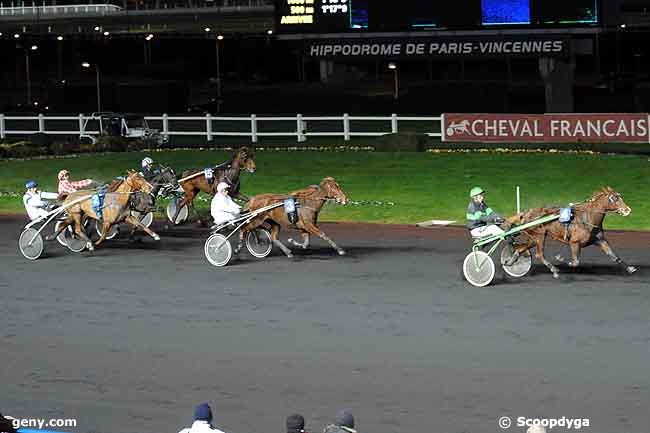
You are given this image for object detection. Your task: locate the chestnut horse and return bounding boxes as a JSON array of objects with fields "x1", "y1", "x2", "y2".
[
  {"x1": 173, "y1": 147, "x2": 256, "y2": 224},
  {"x1": 48, "y1": 171, "x2": 156, "y2": 251},
  {"x1": 235, "y1": 177, "x2": 349, "y2": 258},
  {"x1": 508, "y1": 187, "x2": 636, "y2": 279}
]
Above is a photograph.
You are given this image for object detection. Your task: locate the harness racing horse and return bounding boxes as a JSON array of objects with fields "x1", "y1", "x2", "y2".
[
  {"x1": 173, "y1": 147, "x2": 256, "y2": 224},
  {"x1": 236, "y1": 177, "x2": 349, "y2": 258},
  {"x1": 508, "y1": 186, "x2": 636, "y2": 279},
  {"x1": 48, "y1": 171, "x2": 155, "y2": 251}
]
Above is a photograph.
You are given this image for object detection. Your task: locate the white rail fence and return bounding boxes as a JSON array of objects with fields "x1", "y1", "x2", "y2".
[{"x1": 0, "y1": 113, "x2": 443, "y2": 143}]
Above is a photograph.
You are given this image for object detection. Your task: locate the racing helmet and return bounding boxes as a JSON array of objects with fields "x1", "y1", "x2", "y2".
[
  {"x1": 141, "y1": 157, "x2": 154, "y2": 168},
  {"x1": 469, "y1": 186, "x2": 484, "y2": 198},
  {"x1": 25, "y1": 180, "x2": 38, "y2": 189},
  {"x1": 57, "y1": 169, "x2": 69, "y2": 180}
]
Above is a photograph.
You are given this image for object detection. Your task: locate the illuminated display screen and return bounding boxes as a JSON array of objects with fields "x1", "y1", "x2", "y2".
[{"x1": 275, "y1": 0, "x2": 600, "y2": 33}]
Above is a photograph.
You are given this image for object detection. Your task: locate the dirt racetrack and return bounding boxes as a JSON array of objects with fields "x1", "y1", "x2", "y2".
[{"x1": 1, "y1": 216, "x2": 649, "y2": 433}]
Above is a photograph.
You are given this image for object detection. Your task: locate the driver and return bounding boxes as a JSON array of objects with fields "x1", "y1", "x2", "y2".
[
  {"x1": 466, "y1": 186, "x2": 505, "y2": 238},
  {"x1": 140, "y1": 156, "x2": 158, "y2": 181},
  {"x1": 211, "y1": 182, "x2": 241, "y2": 226},
  {"x1": 57, "y1": 169, "x2": 93, "y2": 197},
  {"x1": 23, "y1": 180, "x2": 59, "y2": 220}
]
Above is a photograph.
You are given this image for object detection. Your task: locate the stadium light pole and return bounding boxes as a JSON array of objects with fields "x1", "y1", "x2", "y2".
[
  {"x1": 388, "y1": 62, "x2": 398, "y2": 99},
  {"x1": 215, "y1": 34, "x2": 224, "y2": 99},
  {"x1": 82, "y1": 62, "x2": 101, "y2": 112}
]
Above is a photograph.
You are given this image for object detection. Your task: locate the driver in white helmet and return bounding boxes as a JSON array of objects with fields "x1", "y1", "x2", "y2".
[
  {"x1": 211, "y1": 182, "x2": 241, "y2": 226},
  {"x1": 140, "y1": 156, "x2": 157, "y2": 181},
  {"x1": 23, "y1": 180, "x2": 59, "y2": 220}
]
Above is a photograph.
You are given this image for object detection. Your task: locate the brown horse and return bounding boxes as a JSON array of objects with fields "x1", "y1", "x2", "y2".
[
  {"x1": 48, "y1": 171, "x2": 156, "y2": 251},
  {"x1": 508, "y1": 186, "x2": 636, "y2": 279},
  {"x1": 235, "y1": 177, "x2": 349, "y2": 258},
  {"x1": 173, "y1": 147, "x2": 256, "y2": 224}
]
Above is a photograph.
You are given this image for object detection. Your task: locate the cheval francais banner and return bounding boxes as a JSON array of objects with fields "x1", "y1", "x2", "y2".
[{"x1": 442, "y1": 113, "x2": 650, "y2": 143}]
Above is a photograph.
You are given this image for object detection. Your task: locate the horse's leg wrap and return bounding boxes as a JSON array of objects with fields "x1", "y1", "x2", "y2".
[
  {"x1": 288, "y1": 232, "x2": 310, "y2": 249},
  {"x1": 125, "y1": 215, "x2": 160, "y2": 241},
  {"x1": 504, "y1": 250, "x2": 520, "y2": 266},
  {"x1": 597, "y1": 239, "x2": 637, "y2": 274},
  {"x1": 273, "y1": 239, "x2": 293, "y2": 258},
  {"x1": 320, "y1": 233, "x2": 345, "y2": 256}
]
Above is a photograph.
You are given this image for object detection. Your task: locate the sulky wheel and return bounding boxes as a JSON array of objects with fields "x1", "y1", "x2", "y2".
[
  {"x1": 19, "y1": 228, "x2": 44, "y2": 260},
  {"x1": 204, "y1": 233, "x2": 233, "y2": 267},
  {"x1": 93, "y1": 220, "x2": 119, "y2": 240},
  {"x1": 134, "y1": 211, "x2": 154, "y2": 228},
  {"x1": 166, "y1": 198, "x2": 188, "y2": 225},
  {"x1": 64, "y1": 228, "x2": 87, "y2": 253},
  {"x1": 500, "y1": 244, "x2": 532, "y2": 278},
  {"x1": 54, "y1": 221, "x2": 69, "y2": 247},
  {"x1": 463, "y1": 250, "x2": 495, "y2": 287},
  {"x1": 245, "y1": 228, "x2": 273, "y2": 258}
]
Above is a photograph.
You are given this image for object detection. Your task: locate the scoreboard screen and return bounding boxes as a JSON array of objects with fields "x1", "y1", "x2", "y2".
[{"x1": 275, "y1": 0, "x2": 600, "y2": 33}]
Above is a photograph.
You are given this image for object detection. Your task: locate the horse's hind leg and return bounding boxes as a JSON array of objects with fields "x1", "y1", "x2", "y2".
[
  {"x1": 302, "y1": 222, "x2": 345, "y2": 256},
  {"x1": 72, "y1": 214, "x2": 94, "y2": 251},
  {"x1": 124, "y1": 215, "x2": 161, "y2": 241},
  {"x1": 288, "y1": 232, "x2": 310, "y2": 250},
  {"x1": 533, "y1": 233, "x2": 559, "y2": 279},
  {"x1": 596, "y1": 239, "x2": 637, "y2": 274},
  {"x1": 269, "y1": 222, "x2": 293, "y2": 258},
  {"x1": 568, "y1": 242, "x2": 581, "y2": 271}
]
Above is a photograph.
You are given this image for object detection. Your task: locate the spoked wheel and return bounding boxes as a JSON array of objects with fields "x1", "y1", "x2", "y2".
[
  {"x1": 245, "y1": 228, "x2": 273, "y2": 258},
  {"x1": 64, "y1": 227, "x2": 87, "y2": 253},
  {"x1": 204, "y1": 233, "x2": 232, "y2": 267},
  {"x1": 500, "y1": 244, "x2": 532, "y2": 278},
  {"x1": 92, "y1": 219, "x2": 119, "y2": 240},
  {"x1": 54, "y1": 221, "x2": 69, "y2": 247},
  {"x1": 166, "y1": 198, "x2": 188, "y2": 225},
  {"x1": 134, "y1": 211, "x2": 154, "y2": 228},
  {"x1": 463, "y1": 250, "x2": 495, "y2": 287},
  {"x1": 19, "y1": 228, "x2": 44, "y2": 260}
]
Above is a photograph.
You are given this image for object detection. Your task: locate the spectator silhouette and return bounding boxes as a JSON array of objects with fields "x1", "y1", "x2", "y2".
[
  {"x1": 323, "y1": 410, "x2": 356, "y2": 433},
  {"x1": 178, "y1": 403, "x2": 227, "y2": 433},
  {"x1": 286, "y1": 414, "x2": 306, "y2": 433}
]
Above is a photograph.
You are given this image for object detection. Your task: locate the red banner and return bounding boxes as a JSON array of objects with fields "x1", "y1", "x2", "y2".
[{"x1": 443, "y1": 113, "x2": 650, "y2": 143}]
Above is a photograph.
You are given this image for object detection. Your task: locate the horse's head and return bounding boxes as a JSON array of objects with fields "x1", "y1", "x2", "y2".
[
  {"x1": 157, "y1": 165, "x2": 179, "y2": 188},
  {"x1": 600, "y1": 186, "x2": 631, "y2": 216},
  {"x1": 321, "y1": 177, "x2": 348, "y2": 205},
  {"x1": 130, "y1": 192, "x2": 156, "y2": 213},
  {"x1": 236, "y1": 147, "x2": 256, "y2": 173},
  {"x1": 125, "y1": 170, "x2": 153, "y2": 194}
]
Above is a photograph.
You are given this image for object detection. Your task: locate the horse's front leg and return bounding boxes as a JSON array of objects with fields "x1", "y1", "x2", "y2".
[
  {"x1": 302, "y1": 222, "x2": 345, "y2": 256},
  {"x1": 533, "y1": 233, "x2": 559, "y2": 279},
  {"x1": 288, "y1": 231, "x2": 310, "y2": 250},
  {"x1": 94, "y1": 219, "x2": 112, "y2": 247},
  {"x1": 124, "y1": 215, "x2": 160, "y2": 241},
  {"x1": 596, "y1": 239, "x2": 637, "y2": 274}
]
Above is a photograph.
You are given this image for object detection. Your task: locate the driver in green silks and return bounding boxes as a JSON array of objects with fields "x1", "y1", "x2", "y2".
[{"x1": 466, "y1": 186, "x2": 505, "y2": 238}]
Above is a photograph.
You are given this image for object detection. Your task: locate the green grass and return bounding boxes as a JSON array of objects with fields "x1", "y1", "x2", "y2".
[{"x1": 2, "y1": 150, "x2": 649, "y2": 230}]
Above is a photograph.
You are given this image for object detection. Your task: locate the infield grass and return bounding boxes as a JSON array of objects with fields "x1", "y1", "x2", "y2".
[{"x1": 1, "y1": 150, "x2": 649, "y2": 230}]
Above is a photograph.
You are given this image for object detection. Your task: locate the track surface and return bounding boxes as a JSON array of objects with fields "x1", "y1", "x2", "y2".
[{"x1": 1, "y1": 217, "x2": 649, "y2": 433}]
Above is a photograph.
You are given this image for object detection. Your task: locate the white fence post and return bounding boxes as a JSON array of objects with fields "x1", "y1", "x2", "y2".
[
  {"x1": 516, "y1": 186, "x2": 521, "y2": 214},
  {"x1": 78, "y1": 113, "x2": 85, "y2": 137},
  {"x1": 297, "y1": 113, "x2": 306, "y2": 142},
  {"x1": 0, "y1": 114, "x2": 5, "y2": 139},
  {"x1": 343, "y1": 113, "x2": 350, "y2": 141},
  {"x1": 162, "y1": 113, "x2": 169, "y2": 139},
  {"x1": 391, "y1": 113, "x2": 398, "y2": 134},
  {"x1": 250, "y1": 114, "x2": 258, "y2": 143},
  {"x1": 38, "y1": 113, "x2": 44, "y2": 132},
  {"x1": 206, "y1": 113, "x2": 213, "y2": 142}
]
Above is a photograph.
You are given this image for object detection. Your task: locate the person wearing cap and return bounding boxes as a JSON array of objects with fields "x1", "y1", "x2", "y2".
[
  {"x1": 286, "y1": 414, "x2": 306, "y2": 433},
  {"x1": 466, "y1": 186, "x2": 505, "y2": 238},
  {"x1": 178, "y1": 403, "x2": 227, "y2": 433},
  {"x1": 210, "y1": 181, "x2": 241, "y2": 226},
  {"x1": 323, "y1": 410, "x2": 356, "y2": 433},
  {"x1": 57, "y1": 169, "x2": 93, "y2": 196},
  {"x1": 140, "y1": 156, "x2": 158, "y2": 181},
  {"x1": 23, "y1": 180, "x2": 59, "y2": 220}
]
